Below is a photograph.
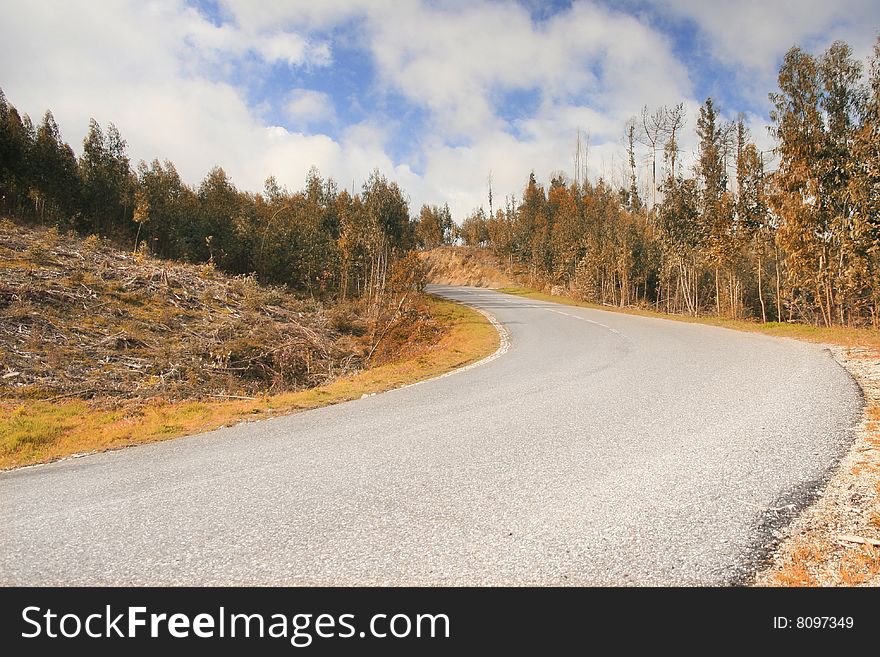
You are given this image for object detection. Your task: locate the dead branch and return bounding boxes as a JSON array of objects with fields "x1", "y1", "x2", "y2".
[{"x1": 837, "y1": 534, "x2": 880, "y2": 547}]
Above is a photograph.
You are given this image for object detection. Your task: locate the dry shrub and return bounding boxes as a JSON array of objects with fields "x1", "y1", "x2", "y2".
[
  {"x1": 418, "y1": 245, "x2": 519, "y2": 288},
  {"x1": 23, "y1": 242, "x2": 50, "y2": 264},
  {"x1": 82, "y1": 234, "x2": 102, "y2": 252},
  {"x1": 388, "y1": 252, "x2": 427, "y2": 294},
  {"x1": 329, "y1": 300, "x2": 368, "y2": 336}
]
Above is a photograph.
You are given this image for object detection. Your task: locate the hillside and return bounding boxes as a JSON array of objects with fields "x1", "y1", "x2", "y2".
[
  {"x1": 0, "y1": 220, "x2": 373, "y2": 402},
  {"x1": 418, "y1": 246, "x2": 520, "y2": 288}
]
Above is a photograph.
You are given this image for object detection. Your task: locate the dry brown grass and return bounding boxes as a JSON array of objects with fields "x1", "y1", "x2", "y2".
[
  {"x1": 0, "y1": 221, "x2": 361, "y2": 400},
  {"x1": 774, "y1": 545, "x2": 821, "y2": 586}
]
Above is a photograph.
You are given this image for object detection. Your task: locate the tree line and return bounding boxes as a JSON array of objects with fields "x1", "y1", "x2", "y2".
[
  {"x1": 459, "y1": 38, "x2": 880, "y2": 327},
  {"x1": 0, "y1": 89, "x2": 458, "y2": 302}
]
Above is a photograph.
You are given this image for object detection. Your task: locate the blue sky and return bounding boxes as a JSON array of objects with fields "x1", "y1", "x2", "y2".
[{"x1": 1, "y1": 0, "x2": 878, "y2": 219}]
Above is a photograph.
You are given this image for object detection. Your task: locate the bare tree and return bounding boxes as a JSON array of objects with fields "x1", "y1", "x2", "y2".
[{"x1": 637, "y1": 105, "x2": 670, "y2": 212}]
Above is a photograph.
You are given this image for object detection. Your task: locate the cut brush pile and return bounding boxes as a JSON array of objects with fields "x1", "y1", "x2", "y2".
[{"x1": 0, "y1": 220, "x2": 361, "y2": 402}]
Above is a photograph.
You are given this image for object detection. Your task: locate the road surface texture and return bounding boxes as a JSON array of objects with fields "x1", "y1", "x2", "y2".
[{"x1": 0, "y1": 286, "x2": 862, "y2": 585}]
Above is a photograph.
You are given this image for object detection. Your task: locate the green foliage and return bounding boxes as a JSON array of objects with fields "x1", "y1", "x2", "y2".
[
  {"x1": 0, "y1": 89, "x2": 422, "y2": 303},
  {"x1": 78, "y1": 119, "x2": 133, "y2": 235}
]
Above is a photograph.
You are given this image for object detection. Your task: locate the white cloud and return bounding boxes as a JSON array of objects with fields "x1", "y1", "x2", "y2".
[
  {"x1": 659, "y1": 0, "x2": 879, "y2": 70},
  {"x1": 254, "y1": 32, "x2": 308, "y2": 66},
  {"x1": 0, "y1": 0, "x2": 343, "y2": 191},
  {"x1": 652, "y1": 0, "x2": 880, "y2": 110},
  {"x1": 1, "y1": 0, "x2": 876, "y2": 223},
  {"x1": 339, "y1": 0, "x2": 697, "y2": 214},
  {"x1": 358, "y1": 1, "x2": 693, "y2": 142},
  {"x1": 216, "y1": 0, "x2": 381, "y2": 32},
  {"x1": 284, "y1": 89, "x2": 335, "y2": 125}
]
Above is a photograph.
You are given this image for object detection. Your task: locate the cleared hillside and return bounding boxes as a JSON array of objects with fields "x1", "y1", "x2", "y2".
[
  {"x1": 418, "y1": 246, "x2": 519, "y2": 288},
  {"x1": 0, "y1": 221, "x2": 370, "y2": 401}
]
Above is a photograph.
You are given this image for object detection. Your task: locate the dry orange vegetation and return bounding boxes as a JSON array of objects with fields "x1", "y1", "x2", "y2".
[{"x1": 0, "y1": 221, "x2": 363, "y2": 400}]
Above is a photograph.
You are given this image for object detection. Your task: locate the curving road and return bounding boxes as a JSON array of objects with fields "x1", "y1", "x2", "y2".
[{"x1": 0, "y1": 286, "x2": 862, "y2": 585}]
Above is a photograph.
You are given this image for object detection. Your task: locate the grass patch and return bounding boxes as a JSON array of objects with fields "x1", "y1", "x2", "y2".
[
  {"x1": 0, "y1": 296, "x2": 498, "y2": 469},
  {"x1": 498, "y1": 286, "x2": 880, "y2": 350}
]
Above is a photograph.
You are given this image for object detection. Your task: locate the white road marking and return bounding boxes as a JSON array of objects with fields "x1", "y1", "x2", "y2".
[
  {"x1": 542, "y1": 306, "x2": 624, "y2": 338},
  {"x1": 393, "y1": 304, "x2": 511, "y2": 392}
]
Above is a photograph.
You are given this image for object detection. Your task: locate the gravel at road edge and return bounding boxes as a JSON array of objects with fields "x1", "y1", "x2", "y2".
[{"x1": 754, "y1": 345, "x2": 880, "y2": 586}]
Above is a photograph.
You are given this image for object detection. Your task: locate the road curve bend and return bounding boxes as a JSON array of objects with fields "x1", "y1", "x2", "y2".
[{"x1": 0, "y1": 285, "x2": 862, "y2": 585}]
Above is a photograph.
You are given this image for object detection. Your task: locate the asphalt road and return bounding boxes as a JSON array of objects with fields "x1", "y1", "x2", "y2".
[{"x1": 0, "y1": 286, "x2": 862, "y2": 585}]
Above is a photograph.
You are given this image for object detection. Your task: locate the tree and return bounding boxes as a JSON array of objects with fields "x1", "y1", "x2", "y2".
[
  {"x1": 735, "y1": 118, "x2": 773, "y2": 322},
  {"x1": 360, "y1": 170, "x2": 412, "y2": 306},
  {"x1": 336, "y1": 189, "x2": 368, "y2": 299},
  {"x1": 658, "y1": 176, "x2": 702, "y2": 315},
  {"x1": 79, "y1": 119, "x2": 133, "y2": 236},
  {"x1": 547, "y1": 180, "x2": 582, "y2": 283},
  {"x1": 518, "y1": 173, "x2": 551, "y2": 275},
  {"x1": 819, "y1": 40, "x2": 864, "y2": 324},
  {"x1": 460, "y1": 209, "x2": 489, "y2": 246},
  {"x1": 638, "y1": 105, "x2": 668, "y2": 212},
  {"x1": 770, "y1": 47, "x2": 828, "y2": 324},
  {"x1": 770, "y1": 43, "x2": 866, "y2": 325},
  {"x1": 31, "y1": 111, "x2": 80, "y2": 223},
  {"x1": 197, "y1": 166, "x2": 239, "y2": 265},
  {"x1": 848, "y1": 37, "x2": 880, "y2": 326},
  {"x1": 624, "y1": 118, "x2": 642, "y2": 214},
  {"x1": 415, "y1": 203, "x2": 455, "y2": 249},
  {"x1": 0, "y1": 89, "x2": 33, "y2": 216},
  {"x1": 136, "y1": 159, "x2": 188, "y2": 257},
  {"x1": 696, "y1": 97, "x2": 738, "y2": 316}
]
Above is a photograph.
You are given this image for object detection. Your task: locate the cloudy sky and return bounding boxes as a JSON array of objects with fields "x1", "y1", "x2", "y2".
[{"x1": 1, "y1": 1, "x2": 878, "y2": 219}]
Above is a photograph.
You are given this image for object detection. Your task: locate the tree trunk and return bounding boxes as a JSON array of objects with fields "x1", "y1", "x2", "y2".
[
  {"x1": 757, "y1": 254, "x2": 766, "y2": 323},
  {"x1": 774, "y1": 246, "x2": 783, "y2": 323}
]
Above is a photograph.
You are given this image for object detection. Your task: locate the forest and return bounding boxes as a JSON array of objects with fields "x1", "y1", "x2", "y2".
[
  {"x1": 460, "y1": 39, "x2": 880, "y2": 328},
  {"x1": 0, "y1": 89, "x2": 463, "y2": 307},
  {"x1": 3, "y1": 38, "x2": 880, "y2": 328}
]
